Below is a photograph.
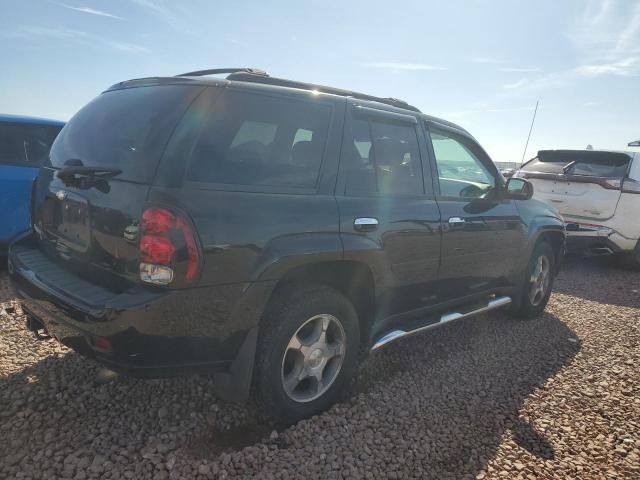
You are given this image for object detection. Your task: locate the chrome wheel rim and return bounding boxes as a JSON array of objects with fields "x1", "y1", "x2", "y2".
[
  {"x1": 281, "y1": 314, "x2": 346, "y2": 403},
  {"x1": 529, "y1": 254, "x2": 551, "y2": 306}
]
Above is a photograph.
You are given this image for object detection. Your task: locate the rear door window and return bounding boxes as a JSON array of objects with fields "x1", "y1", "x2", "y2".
[
  {"x1": 49, "y1": 85, "x2": 203, "y2": 183},
  {"x1": 186, "y1": 90, "x2": 332, "y2": 190},
  {"x1": 0, "y1": 123, "x2": 62, "y2": 166},
  {"x1": 345, "y1": 118, "x2": 424, "y2": 196}
]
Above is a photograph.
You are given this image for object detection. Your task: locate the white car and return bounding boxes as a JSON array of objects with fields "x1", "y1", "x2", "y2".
[{"x1": 516, "y1": 149, "x2": 640, "y2": 268}]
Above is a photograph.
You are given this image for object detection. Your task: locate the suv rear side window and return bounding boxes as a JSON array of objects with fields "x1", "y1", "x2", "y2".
[
  {"x1": 0, "y1": 123, "x2": 62, "y2": 166},
  {"x1": 49, "y1": 85, "x2": 203, "y2": 183},
  {"x1": 345, "y1": 118, "x2": 423, "y2": 195},
  {"x1": 186, "y1": 90, "x2": 331, "y2": 189}
]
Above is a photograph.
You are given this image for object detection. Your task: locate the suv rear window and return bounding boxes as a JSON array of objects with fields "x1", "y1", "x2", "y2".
[
  {"x1": 49, "y1": 85, "x2": 203, "y2": 183},
  {"x1": 524, "y1": 150, "x2": 631, "y2": 178},
  {"x1": 186, "y1": 90, "x2": 331, "y2": 189},
  {"x1": 0, "y1": 123, "x2": 62, "y2": 166}
]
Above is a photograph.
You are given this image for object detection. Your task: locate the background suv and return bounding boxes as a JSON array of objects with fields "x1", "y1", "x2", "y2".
[
  {"x1": 516, "y1": 149, "x2": 640, "y2": 268},
  {"x1": 0, "y1": 114, "x2": 64, "y2": 255},
  {"x1": 8, "y1": 68, "x2": 564, "y2": 421}
]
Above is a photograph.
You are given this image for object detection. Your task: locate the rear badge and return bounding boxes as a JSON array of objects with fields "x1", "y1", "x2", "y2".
[{"x1": 56, "y1": 190, "x2": 67, "y2": 201}]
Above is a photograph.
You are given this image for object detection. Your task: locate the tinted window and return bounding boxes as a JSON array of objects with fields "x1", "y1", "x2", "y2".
[
  {"x1": 430, "y1": 131, "x2": 496, "y2": 198},
  {"x1": 50, "y1": 85, "x2": 203, "y2": 183},
  {"x1": 524, "y1": 151, "x2": 631, "y2": 178},
  {"x1": 345, "y1": 118, "x2": 423, "y2": 195},
  {"x1": 0, "y1": 123, "x2": 62, "y2": 166},
  {"x1": 187, "y1": 90, "x2": 331, "y2": 189}
]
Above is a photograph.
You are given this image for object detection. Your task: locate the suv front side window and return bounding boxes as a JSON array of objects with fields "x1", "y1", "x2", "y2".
[{"x1": 430, "y1": 130, "x2": 496, "y2": 199}]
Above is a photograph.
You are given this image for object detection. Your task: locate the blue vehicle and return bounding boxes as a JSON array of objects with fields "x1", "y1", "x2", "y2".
[{"x1": 0, "y1": 114, "x2": 64, "y2": 254}]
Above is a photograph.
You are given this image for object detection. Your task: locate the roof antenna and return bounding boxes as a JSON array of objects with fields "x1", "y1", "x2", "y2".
[{"x1": 520, "y1": 100, "x2": 539, "y2": 167}]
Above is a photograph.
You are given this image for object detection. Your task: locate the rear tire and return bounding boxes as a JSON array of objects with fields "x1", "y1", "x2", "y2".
[
  {"x1": 254, "y1": 285, "x2": 360, "y2": 424},
  {"x1": 512, "y1": 241, "x2": 556, "y2": 318}
]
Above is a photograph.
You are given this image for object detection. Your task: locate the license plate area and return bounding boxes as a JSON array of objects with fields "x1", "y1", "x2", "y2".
[{"x1": 51, "y1": 191, "x2": 91, "y2": 253}]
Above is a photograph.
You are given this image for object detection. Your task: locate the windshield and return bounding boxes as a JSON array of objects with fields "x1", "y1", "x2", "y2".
[
  {"x1": 48, "y1": 85, "x2": 203, "y2": 183},
  {"x1": 523, "y1": 150, "x2": 631, "y2": 178}
]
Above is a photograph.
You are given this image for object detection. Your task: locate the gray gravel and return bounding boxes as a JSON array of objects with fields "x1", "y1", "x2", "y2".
[{"x1": 1, "y1": 257, "x2": 639, "y2": 479}]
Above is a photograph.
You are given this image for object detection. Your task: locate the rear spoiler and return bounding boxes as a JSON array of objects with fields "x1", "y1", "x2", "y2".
[{"x1": 516, "y1": 171, "x2": 622, "y2": 190}]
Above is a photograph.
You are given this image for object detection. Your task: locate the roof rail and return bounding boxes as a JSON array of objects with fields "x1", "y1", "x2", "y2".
[
  {"x1": 226, "y1": 71, "x2": 421, "y2": 113},
  {"x1": 176, "y1": 68, "x2": 268, "y2": 77}
]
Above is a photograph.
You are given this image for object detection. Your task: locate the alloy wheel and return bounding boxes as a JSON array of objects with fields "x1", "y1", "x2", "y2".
[
  {"x1": 529, "y1": 255, "x2": 551, "y2": 306},
  {"x1": 281, "y1": 314, "x2": 346, "y2": 403}
]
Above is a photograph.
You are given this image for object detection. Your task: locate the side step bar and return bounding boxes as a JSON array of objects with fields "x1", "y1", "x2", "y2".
[{"x1": 371, "y1": 296, "x2": 512, "y2": 351}]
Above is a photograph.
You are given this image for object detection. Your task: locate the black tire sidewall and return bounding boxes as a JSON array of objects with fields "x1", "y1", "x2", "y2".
[{"x1": 256, "y1": 286, "x2": 360, "y2": 423}]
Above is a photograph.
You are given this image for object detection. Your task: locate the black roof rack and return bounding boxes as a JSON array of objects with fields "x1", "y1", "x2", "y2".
[
  {"x1": 176, "y1": 68, "x2": 268, "y2": 77},
  {"x1": 176, "y1": 68, "x2": 420, "y2": 113},
  {"x1": 227, "y1": 71, "x2": 421, "y2": 113}
]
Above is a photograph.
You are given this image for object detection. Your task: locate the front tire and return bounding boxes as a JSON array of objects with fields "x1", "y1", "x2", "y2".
[
  {"x1": 255, "y1": 285, "x2": 360, "y2": 423},
  {"x1": 513, "y1": 241, "x2": 556, "y2": 318}
]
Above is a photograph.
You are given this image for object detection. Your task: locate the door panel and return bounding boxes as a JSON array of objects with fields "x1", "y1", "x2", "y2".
[
  {"x1": 337, "y1": 101, "x2": 442, "y2": 333},
  {"x1": 0, "y1": 165, "x2": 37, "y2": 245},
  {"x1": 437, "y1": 199, "x2": 523, "y2": 298},
  {"x1": 426, "y1": 124, "x2": 525, "y2": 299}
]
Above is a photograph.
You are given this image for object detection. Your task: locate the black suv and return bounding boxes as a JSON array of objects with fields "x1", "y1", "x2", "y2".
[{"x1": 8, "y1": 68, "x2": 564, "y2": 422}]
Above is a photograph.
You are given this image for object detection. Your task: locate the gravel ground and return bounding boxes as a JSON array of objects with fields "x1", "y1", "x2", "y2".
[{"x1": 1, "y1": 257, "x2": 638, "y2": 480}]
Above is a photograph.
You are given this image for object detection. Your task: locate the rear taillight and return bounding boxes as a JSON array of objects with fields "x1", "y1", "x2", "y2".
[
  {"x1": 139, "y1": 207, "x2": 201, "y2": 286},
  {"x1": 622, "y1": 178, "x2": 640, "y2": 194},
  {"x1": 601, "y1": 178, "x2": 622, "y2": 190}
]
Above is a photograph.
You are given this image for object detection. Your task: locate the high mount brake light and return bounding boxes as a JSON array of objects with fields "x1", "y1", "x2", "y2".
[{"x1": 139, "y1": 207, "x2": 201, "y2": 286}]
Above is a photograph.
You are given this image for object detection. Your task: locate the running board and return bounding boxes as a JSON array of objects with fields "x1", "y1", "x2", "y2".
[{"x1": 371, "y1": 296, "x2": 512, "y2": 351}]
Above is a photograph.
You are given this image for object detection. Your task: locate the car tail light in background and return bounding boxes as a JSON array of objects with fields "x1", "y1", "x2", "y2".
[
  {"x1": 139, "y1": 207, "x2": 201, "y2": 286},
  {"x1": 601, "y1": 178, "x2": 623, "y2": 190},
  {"x1": 622, "y1": 178, "x2": 640, "y2": 194}
]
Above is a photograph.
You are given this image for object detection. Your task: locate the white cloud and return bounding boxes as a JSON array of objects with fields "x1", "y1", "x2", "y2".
[
  {"x1": 109, "y1": 41, "x2": 149, "y2": 53},
  {"x1": 576, "y1": 57, "x2": 639, "y2": 76},
  {"x1": 362, "y1": 62, "x2": 446, "y2": 71},
  {"x1": 501, "y1": 67, "x2": 541, "y2": 73},
  {"x1": 503, "y1": 79, "x2": 527, "y2": 90},
  {"x1": 471, "y1": 57, "x2": 504, "y2": 64},
  {"x1": 5, "y1": 25, "x2": 148, "y2": 53},
  {"x1": 50, "y1": 2, "x2": 122, "y2": 19}
]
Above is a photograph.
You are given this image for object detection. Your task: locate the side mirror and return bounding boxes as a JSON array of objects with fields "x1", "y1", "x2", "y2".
[
  {"x1": 505, "y1": 177, "x2": 534, "y2": 200},
  {"x1": 629, "y1": 140, "x2": 640, "y2": 147}
]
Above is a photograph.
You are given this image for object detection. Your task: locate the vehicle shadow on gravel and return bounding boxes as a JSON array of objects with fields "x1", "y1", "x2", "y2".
[
  {"x1": 553, "y1": 255, "x2": 640, "y2": 308},
  {"x1": 1, "y1": 306, "x2": 579, "y2": 479}
]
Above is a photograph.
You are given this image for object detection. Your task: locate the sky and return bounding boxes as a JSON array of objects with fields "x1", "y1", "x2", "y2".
[{"x1": 1, "y1": 0, "x2": 639, "y2": 163}]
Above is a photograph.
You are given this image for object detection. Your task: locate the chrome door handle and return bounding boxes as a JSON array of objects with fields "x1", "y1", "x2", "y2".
[
  {"x1": 354, "y1": 217, "x2": 379, "y2": 232},
  {"x1": 448, "y1": 216, "x2": 466, "y2": 226}
]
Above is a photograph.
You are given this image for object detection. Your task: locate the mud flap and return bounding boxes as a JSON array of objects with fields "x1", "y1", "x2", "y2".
[{"x1": 213, "y1": 327, "x2": 258, "y2": 403}]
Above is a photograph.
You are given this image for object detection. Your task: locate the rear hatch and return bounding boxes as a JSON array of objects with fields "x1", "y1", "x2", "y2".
[
  {"x1": 517, "y1": 150, "x2": 631, "y2": 221},
  {"x1": 32, "y1": 83, "x2": 203, "y2": 290}
]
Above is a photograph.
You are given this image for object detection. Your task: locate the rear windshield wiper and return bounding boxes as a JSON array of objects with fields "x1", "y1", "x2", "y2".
[
  {"x1": 57, "y1": 165, "x2": 122, "y2": 191},
  {"x1": 562, "y1": 160, "x2": 576, "y2": 174}
]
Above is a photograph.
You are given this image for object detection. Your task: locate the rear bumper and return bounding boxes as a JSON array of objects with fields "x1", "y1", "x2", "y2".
[
  {"x1": 565, "y1": 222, "x2": 638, "y2": 255},
  {"x1": 8, "y1": 236, "x2": 274, "y2": 389}
]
